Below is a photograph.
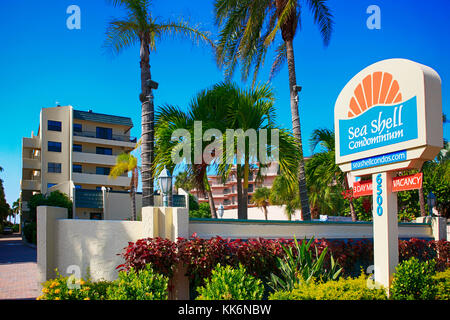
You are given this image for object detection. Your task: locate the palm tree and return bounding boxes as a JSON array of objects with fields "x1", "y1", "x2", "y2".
[
  {"x1": 105, "y1": 0, "x2": 213, "y2": 208},
  {"x1": 109, "y1": 152, "x2": 139, "y2": 220},
  {"x1": 154, "y1": 85, "x2": 232, "y2": 218},
  {"x1": 251, "y1": 187, "x2": 271, "y2": 220},
  {"x1": 174, "y1": 171, "x2": 194, "y2": 193},
  {"x1": 307, "y1": 128, "x2": 356, "y2": 221},
  {"x1": 216, "y1": 82, "x2": 300, "y2": 219},
  {"x1": 269, "y1": 174, "x2": 300, "y2": 220},
  {"x1": 214, "y1": 0, "x2": 334, "y2": 220}
]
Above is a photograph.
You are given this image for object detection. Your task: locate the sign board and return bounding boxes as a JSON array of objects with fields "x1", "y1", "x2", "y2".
[
  {"x1": 350, "y1": 172, "x2": 423, "y2": 198},
  {"x1": 334, "y1": 59, "x2": 443, "y2": 293},
  {"x1": 335, "y1": 58, "x2": 443, "y2": 175},
  {"x1": 392, "y1": 173, "x2": 423, "y2": 192}
]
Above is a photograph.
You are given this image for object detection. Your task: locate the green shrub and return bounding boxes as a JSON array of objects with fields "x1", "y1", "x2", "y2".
[
  {"x1": 38, "y1": 271, "x2": 111, "y2": 300},
  {"x1": 107, "y1": 264, "x2": 168, "y2": 300},
  {"x1": 433, "y1": 268, "x2": 450, "y2": 300},
  {"x1": 269, "y1": 273, "x2": 387, "y2": 300},
  {"x1": 23, "y1": 221, "x2": 37, "y2": 244},
  {"x1": 391, "y1": 257, "x2": 437, "y2": 300},
  {"x1": 190, "y1": 202, "x2": 212, "y2": 218},
  {"x1": 196, "y1": 264, "x2": 264, "y2": 300},
  {"x1": 268, "y1": 236, "x2": 342, "y2": 292}
]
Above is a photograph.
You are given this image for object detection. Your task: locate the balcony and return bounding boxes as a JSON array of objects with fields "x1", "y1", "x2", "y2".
[
  {"x1": 22, "y1": 157, "x2": 41, "y2": 170},
  {"x1": 23, "y1": 137, "x2": 41, "y2": 149},
  {"x1": 73, "y1": 130, "x2": 136, "y2": 145},
  {"x1": 21, "y1": 179, "x2": 41, "y2": 191},
  {"x1": 72, "y1": 172, "x2": 130, "y2": 187},
  {"x1": 72, "y1": 152, "x2": 116, "y2": 166}
]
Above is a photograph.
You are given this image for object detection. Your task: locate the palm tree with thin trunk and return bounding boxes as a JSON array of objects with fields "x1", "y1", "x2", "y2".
[
  {"x1": 105, "y1": 0, "x2": 213, "y2": 208},
  {"x1": 214, "y1": 0, "x2": 334, "y2": 220},
  {"x1": 252, "y1": 187, "x2": 271, "y2": 220},
  {"x1": 109, "y1": 152, "x2": 139, "y2": 220},
  {"x1": 307, "y1": 128, "x2": 356, "y2": 221}
]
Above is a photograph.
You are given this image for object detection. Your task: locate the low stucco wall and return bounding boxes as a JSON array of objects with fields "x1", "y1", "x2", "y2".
[
  {"x1": 189, "y1": 219, "x2": 434, "y2": 240},
  {"x1": 53, "y1": 219, "x2": 144, "y2": 281}
]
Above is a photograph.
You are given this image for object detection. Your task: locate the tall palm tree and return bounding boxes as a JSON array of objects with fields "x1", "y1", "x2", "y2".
[
  {"x1": 109, "y1": 152, "x2": 139, "y2": 220},
  {"x1": 307, "y1": 128, "x2": 356, "y2": 221},
  {"x1": 251, "y1": 187, "x2": 271, "y2": 220},
  {"x1": 105, "y1": 0, "x2": 213, "y2": 208},
  {"x1": 217, "y1": 83, "x2": 299, "y2": 219},
  {"x1": 214, "y1": 0, "x2": 334, "y2": 220},
  {"x1": 154, "y1": 85, "x2": 232, "y2": 218}
]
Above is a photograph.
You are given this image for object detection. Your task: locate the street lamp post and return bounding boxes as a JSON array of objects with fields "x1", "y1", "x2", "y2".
[
  {"x1": 218, "y1": 204, "x2": 224, "y2": 219},
  {"x1": 158, "y1": 166, "x2": 172, "y2": 207},
  {"x1": 427, "y1": 192, "x2": 436, "y2": 216}
]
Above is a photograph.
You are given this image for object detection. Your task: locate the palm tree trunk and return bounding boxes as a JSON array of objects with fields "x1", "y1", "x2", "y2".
[
  {"x1": 140, "y1": 39, "x2": 154, "y2": 207},
  {"x1": 264, "y1": 207, "x2": 268, "y2": 220},
  {"x1": 131, "y1": 185, "x2": 137, "y2": 221},
  {"x1": 204, "y1": 177, "x2": 217, "y2": 219},
  {"x1": 236, "y1": 165, "x2": 245, "y2": 219},
  {"x1": 418, "y1": 168, "x2": 426, "y2": 216},
  {"x1": 242, "y1": 154, "x2": 250, "y2": 219},
  {"x1": 285, "y1": 39, "x2": 311, "y2": 220},
  {"x1": 344, "y1": 174, "x2": 357, "y2": 222}
]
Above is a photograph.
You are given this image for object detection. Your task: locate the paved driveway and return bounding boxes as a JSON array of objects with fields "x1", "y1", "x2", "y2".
[{"x1": 0, "y1": 234, "x2": 39, "y2": 300}]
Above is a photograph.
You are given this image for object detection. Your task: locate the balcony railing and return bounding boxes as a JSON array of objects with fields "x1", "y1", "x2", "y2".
[{"x1": 73, "y1": 131, "x2": 137, "y2": 143}]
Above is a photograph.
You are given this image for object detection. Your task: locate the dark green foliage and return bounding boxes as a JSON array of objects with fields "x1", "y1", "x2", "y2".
[
  {"x1": 268, "y1": 236, "x2": 342, "y2": 292},
  {"x1": 190, "y1": 202, "x2": 211, "y2": 218},
  {"x1": 28, "y1": 191, "x2": 72, "y2": 221}
]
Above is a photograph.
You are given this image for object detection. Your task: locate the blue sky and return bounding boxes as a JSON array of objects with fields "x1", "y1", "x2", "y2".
[{"x1": 0, "y1": 0, "x2": 449, "y2": 205}]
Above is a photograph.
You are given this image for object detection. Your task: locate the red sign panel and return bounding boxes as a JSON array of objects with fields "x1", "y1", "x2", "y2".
[
  {"x1": 353, "y1": 180, "x2": 373, "y2": 198},
  {"x1": 392, "y1": 173, "x2": 423, "y2": 192}
]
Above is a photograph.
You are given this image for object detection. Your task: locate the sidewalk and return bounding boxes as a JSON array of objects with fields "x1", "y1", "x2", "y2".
[{"x1": 0, "y1": 233, "x2": 39, "y2": 300}]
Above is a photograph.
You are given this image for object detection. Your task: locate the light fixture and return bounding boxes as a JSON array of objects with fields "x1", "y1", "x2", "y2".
[
  {"x1": 427, "y1": 192, "x2": 436, "y2": 216},
  {"x1": 158, "y1": 166, "x2": 172, "y2": 207},
  {"x1": 218, "y1": 204, "x2": 224, "y2": 219}
]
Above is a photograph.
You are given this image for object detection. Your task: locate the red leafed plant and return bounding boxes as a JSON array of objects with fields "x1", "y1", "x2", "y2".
[
  {"x1": 117, "y1": 237, "x2": 179, "y2": 278},
  {"x1": 116, "y1": 236, "x2": 449, "y2": 282}
]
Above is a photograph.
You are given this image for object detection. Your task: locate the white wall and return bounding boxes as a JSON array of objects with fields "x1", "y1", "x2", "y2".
[
  {"x1": 54, "y1": 219, "x2": 143, "y2": 281},
  {"x1": 221, "y1": 205, "x2": 302, "y2": 220}
]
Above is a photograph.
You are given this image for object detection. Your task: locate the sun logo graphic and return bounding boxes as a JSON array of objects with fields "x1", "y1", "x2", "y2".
[
  {"x1": 336, "y1": 66, "x2": 419, "y2": 158},
  {"x1": 347, "y1": 71, "x2": 402, "y2": 118}
]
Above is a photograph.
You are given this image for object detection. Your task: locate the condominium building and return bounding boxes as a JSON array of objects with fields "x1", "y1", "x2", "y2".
[
  {"x1": 190, "y1": 162, "x2": 279, "y2": 210},
  {"x1": 21, "y1": 105, "x2": 137, "y2": 220}
]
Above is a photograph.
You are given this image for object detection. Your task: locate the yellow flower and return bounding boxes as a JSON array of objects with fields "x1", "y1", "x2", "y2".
[
  {"x1": 42, "y1": 288, "x2": 49, "y2": 294},
  {"x1": 55, "y1": 297, "x2": 60, "y2": 300},
  {"x1": 84, "y1": 297, "x2": 90, "y2": 300},
  {"x1": 68, "y1": 290, "x2": 73, "y2": 295},
  {"x1": 54, "y1": 289, "x2": 61, "y2": 294},
  {"x1": 79, "y1": 280, "x2": 86, "y2": 286}
]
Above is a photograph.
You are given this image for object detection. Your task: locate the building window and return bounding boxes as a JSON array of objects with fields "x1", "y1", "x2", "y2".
[
  {"x1": 73, "y1": 164, "x2": 82, "y2": 173},
  {"x1": 96, "y1": 127, "x2": 112, "y2": 140},
  {"x1": 96, "y1": 167, "x2": 110, "y2": 175},
  {"x1": 96, "y1": 147, "x2": 112, "y2": 155},
  {"x1": 48, "y1": 162, "x2": 61, "y2": 173},
  {"x1": 248, "y1": 184, "x2": 254, "y2": 192},
  {"x1": 48, "y1": 141, "x2": 62, "y2": 152},
  {"x1": 47, "y1": 183, "x2": 56, "y2": 189},
  {"x1": 48, "y1": 120, "x2": 62, "y2": 132},
  {"x1": 73, "y1": 123, "x2": 82, "y2": 133},
  {"x1": 73, "y1": 144, "x2": 82, "y2": 152}
]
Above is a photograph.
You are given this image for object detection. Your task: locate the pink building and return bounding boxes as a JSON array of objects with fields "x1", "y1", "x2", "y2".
[{"x1": 191, "y1": 163, "x2": 279, "y2": 210}]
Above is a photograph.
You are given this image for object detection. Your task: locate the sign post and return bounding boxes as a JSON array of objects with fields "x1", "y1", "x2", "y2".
[
  {"x1": 334, "y1": 58, "x2": 443, "y2": 292},
  {"x1": 372, "y1": 172, "x2": 398, "y2": 290}
]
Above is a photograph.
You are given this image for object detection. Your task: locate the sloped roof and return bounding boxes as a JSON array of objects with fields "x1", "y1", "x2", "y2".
[{"x1": 73, "y1": 109, "x2": 133, "y2": 127}]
